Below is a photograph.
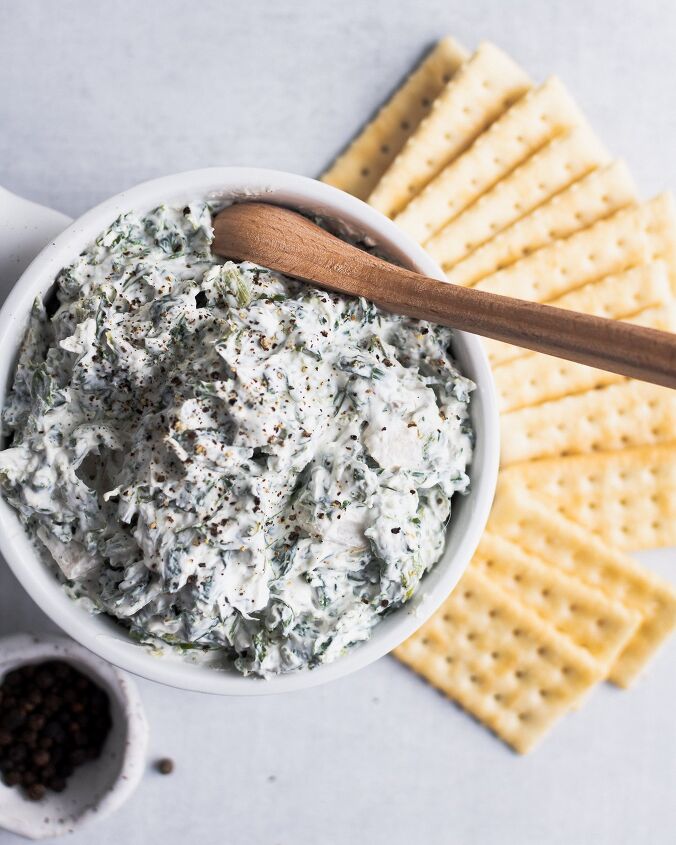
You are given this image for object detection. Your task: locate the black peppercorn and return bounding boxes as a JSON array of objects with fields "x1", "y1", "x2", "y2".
[
  {"x1": 157, "y1": 757, "x2": 174, "y2": 775},
  {"x1": 0, "y1": 660, "x2": 111, "y2": 801},
  {"x1": 26, "y1": 783, "x2": 46, "y2": 801}
]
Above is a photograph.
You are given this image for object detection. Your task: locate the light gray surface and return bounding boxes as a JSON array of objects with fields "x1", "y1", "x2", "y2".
[{"x1": 0, "y1": 1, "x2": 675, "y2": 843}]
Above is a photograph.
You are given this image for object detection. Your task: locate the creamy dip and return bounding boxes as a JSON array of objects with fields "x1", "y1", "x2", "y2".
[{"x1": 0, "y1": 204, "x2": 473, "y2": 676}]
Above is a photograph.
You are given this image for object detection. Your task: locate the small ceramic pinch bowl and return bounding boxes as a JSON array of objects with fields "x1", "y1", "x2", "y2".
[
  {"x1": 0, "y1": 634, "x2": 148, "y2": 840},
  {"x1": 0, "y1": 167, "x2": 500, "y2": 695}
]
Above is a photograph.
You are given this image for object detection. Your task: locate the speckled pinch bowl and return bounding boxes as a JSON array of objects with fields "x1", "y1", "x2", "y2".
[
  {"x1": 0, "y1": 634, "x2": 148, "y2": 840},
  {"x1": 0, "y1": 168, "x2": 500, "y2": 695}
]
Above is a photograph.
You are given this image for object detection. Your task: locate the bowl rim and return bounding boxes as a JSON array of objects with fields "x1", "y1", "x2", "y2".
[{"x1": 0, "y1": 166, "x2": 500, "y2": 695}]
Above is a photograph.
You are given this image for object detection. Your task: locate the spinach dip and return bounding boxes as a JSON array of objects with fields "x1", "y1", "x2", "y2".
[{"x1": 0, "y1": 204, "x2": 474, "y2": 677}]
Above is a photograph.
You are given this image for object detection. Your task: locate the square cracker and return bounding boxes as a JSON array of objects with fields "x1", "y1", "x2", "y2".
[
  {"x1": 493, "y1": 267, "x2": 674, "y2": 412},
  {"x1": 425, "y1": 125, "x2": 610, "y2": 268},
  {"x1": 477, "y1": 194, "x2": 676, "y2": 366},
  {"x1": 500, "y1": 380, "x2": 676, "y2": 465},
  {"x1": 445, "y1": 160, "x2": 637, "y2": 287},
  {"x1": 548, "y1": 260, "x2": 671, "y2": 316},
  {"x1": 367, "y1": 42, "x2": 531, "y2": 218},
  {"x1": 473, "y1": 533, "x2": 640, "y2": 672},
  {"x1": 493, "y1": 305, "x2": 676, "y2": 412},
  {"x1": 320, "y1": 37, "x2": 469, "y2": 200},
  {"x1": 488, "y1": 487, "x2": 676, "y2": 686},
  {"x1": 394, "y1": 567, "x2": 602, "y2": 753},
  {"x1": 475, "y1": 193, "x2": 676, "y2": 302},
  {"x1": 500, "y1": 444, "x2": 676, "y2": 551},
  {"x1": 394, "y1": 79, "x2": 590, "y2": 245}
]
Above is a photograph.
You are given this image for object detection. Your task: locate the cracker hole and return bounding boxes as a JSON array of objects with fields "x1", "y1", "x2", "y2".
[{"x1": 361, "y1": 167, "x2": 370, "y2": 177}]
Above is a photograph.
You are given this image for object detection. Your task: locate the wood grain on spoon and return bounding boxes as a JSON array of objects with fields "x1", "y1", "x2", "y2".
[{"x1": 212, "y1": 202, "x2": 676, "y2": 389}]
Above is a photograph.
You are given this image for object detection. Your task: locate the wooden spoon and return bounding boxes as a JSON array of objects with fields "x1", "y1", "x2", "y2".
[{"x1": 212, "y1": 202, "x2": 676, "y2": 389}]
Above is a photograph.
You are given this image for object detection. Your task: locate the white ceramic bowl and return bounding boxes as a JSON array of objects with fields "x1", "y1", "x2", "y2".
[
  {"x1": 0, "y1": 634, "x2": 148, "y2": 840},
  {"x1": 0, "y1": 167, "x2": 499, "y2": 695}
]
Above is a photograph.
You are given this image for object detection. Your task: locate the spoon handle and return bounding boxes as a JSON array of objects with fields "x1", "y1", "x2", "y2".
[
  {"x1": 213, "y1": 203, "x2": 676, "y2": 389},
  {"x1": 378, "y1": 272, "x2": 676, "y2": 389}
]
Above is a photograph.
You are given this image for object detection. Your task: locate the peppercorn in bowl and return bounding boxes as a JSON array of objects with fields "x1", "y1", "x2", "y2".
[{"x1": 0, "y1": 634, "x2": 147, "y2": 840}]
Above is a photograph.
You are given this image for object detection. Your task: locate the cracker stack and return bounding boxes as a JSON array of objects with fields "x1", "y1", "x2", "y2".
[{"x1": 322, "y1": 38, "x2": 676, "y2": 753}]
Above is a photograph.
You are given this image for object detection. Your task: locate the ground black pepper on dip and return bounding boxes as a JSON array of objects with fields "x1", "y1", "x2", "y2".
[{"x1": 0, "y1": 661, "x2": 111, "y2": 800}]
